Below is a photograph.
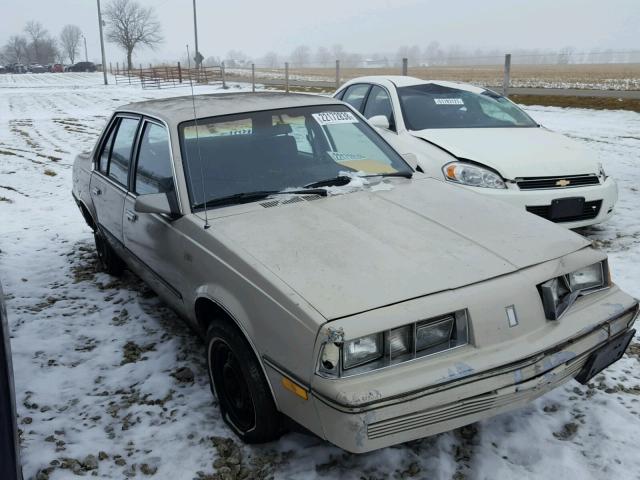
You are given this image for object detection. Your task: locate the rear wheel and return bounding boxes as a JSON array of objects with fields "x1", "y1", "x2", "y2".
[
  {"x1": 94, "y1": 230, "x2": 124, "y2": 276},
  {"x1": 206, "y1": 321, "x2": 282, "y2": 443}
]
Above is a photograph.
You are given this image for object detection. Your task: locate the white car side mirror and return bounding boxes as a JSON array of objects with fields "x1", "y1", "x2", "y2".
[{"x1": 368, "y1": 115, "x2": 390, "y2": 130}]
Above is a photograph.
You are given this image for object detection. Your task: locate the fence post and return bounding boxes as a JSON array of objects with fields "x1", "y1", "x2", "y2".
[
  {"x1": 503, "y1": 53, "x2": 511, "y2": 97},
  {"x1": 251, "y1": 63, "x2": 255, "y2": 92},
  {"x1": 402, "y1": 57, "x2": 408, "y2": 76},
  {"x1": 221, "y1": 61, "x2": 226, "y2": 88},
  {"x1": 285, "y1": 62, "x2": 289, "y2": 93},
  {"x1": 178, "y1": 62, "x2": 182, "y2": 83},
  {"x1": 335, "y1": 59, "x2": 340, "y2": 89}
]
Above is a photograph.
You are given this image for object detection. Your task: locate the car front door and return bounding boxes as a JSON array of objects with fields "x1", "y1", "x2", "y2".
[
  {"x1": 90, "y1": 115, "x2": 140, "y2": 247},
  {"x1": 122, "y1": 119, "x2": 185, "y2": 308}
]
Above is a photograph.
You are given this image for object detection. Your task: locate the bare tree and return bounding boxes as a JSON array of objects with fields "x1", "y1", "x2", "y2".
[
  {"x1": 60, "y1": 25, "x2": 82, "y2": 64},
  {"x1": 260, "y1": 51, "x2": 279, "y2": 68},
  {"x1": 24, "y1": 21, "x2": 50, "y2": 63},
  {"x1": 3, "y1": 35, "x2": 28, "y2": 63},
  {"x1": 104, "y1": 0, "x2": 163, "y2": 70},
  {"x1": 290, "y1": 45, "x2": 310, "y2": 67},
  {"x1": 315, "y1": 46, "x2": 331, "y2": 67}
]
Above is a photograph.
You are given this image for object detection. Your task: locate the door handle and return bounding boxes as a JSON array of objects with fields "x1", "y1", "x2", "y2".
[
  {"x1": 125, "y1": 209, "x2": 138, "y2": 222},
  {"x1": 91, "y1": 186, "x2": 102, "y2": 196}
]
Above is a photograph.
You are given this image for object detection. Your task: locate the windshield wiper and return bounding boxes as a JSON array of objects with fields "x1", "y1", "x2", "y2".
[
  {"x1": 192, "y1": 188, "x2": 327, "y2": 210},
  {"x1": 304, "y1": 175, "x2": 353, "y2": 189},
  {"x1": 365, "y1": 171, "x2": 413, "y2": 179}
]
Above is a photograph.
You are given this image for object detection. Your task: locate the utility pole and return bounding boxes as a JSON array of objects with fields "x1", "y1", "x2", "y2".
[
  {"x1": 82, "y1": 35, "x2": 88, "y2": 62},
  {"x1": 97, "y1": 0, "x2": 108, "y2": 85},
  {"x1": 193, "y1": 0, "x2": 200, "y2": 70}
]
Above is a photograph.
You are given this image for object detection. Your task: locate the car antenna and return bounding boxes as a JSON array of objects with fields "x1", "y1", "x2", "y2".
[{"x1": 186, "y1": 44, "x2": 210, "y2": 230}]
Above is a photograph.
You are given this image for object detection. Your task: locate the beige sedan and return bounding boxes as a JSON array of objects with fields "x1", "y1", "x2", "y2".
[{"x1": 72, "y1": 92, "x2": 638, "y2": 453}]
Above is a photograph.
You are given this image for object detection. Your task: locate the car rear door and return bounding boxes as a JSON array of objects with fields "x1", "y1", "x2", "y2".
[
  {"x1": 90, "y1": 115, "x2": 141, "y2": 247},
  {"x1": 122, "y1": 119, "x2": 185, "y2": 308}
]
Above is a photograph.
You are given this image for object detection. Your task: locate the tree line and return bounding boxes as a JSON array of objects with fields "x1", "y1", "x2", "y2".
[
  {"x1": 209, "y1": 43, "x2": 640, "y2": 69},
  {"x1": 1, "y1": 0, "x2": 162, "y2": 69}
]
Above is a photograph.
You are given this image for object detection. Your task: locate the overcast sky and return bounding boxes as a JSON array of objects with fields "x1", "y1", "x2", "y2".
[{"x1": 2, "y1": 0, "x2": 639, "y2": 64}]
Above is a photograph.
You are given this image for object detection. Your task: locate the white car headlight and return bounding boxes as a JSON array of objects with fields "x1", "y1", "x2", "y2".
[
  {"x1": 343, "y1": 333, "x2": 383, "y2": 369},
  {"x1": 443, "y1": 162, "x2": 506, "y2": 189},
  {"x1": 317, "y1": 310, "x2": 469, "y2": 378},
  {"x1": 539, "y1": 261, "x2": 609, "y2": 320}
]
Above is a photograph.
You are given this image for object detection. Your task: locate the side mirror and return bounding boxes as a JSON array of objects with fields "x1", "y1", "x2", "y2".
[
  {"x1": 368, "y1": 115, "x2": 390, "y2": 130},
  {"x1": 134, "y1": 192, "x2": 181, "y2": 219}
]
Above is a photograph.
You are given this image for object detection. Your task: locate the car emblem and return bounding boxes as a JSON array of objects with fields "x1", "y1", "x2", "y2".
[
  {"x1": 506, "y1": 305, "x2": 518, "y2": 327},
  {"x1": 556, "y1": 179, "x2": 571, "y2": 187}
]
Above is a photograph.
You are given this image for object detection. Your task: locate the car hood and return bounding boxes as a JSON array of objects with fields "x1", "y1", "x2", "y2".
[
  {"x1": 411, "y1": 127, "x2": 600, "y2": 179},
  {"x1": 211, "y1": 177, "x2": 589, "y2": 320}
]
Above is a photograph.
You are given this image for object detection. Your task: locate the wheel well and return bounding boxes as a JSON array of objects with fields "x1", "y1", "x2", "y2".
[
  {"x1": 78, "y1": 202, "x2": 97, "y2": 231},
  {"x1": 195, "y1": 297, "x2": 237, "y2": 335}
]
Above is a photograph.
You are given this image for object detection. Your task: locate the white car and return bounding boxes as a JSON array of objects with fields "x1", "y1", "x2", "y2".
[{"x1": 334, "y1": 76, "x2": 618, "y2": 228}]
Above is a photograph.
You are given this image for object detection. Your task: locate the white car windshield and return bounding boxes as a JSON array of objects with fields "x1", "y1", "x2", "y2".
[
  {"x1": 179, "y1": 105, "x2": 412, "y2": 210},
  {"x1": 398, "y1": 84, "x2": 538, "y2": 129}
]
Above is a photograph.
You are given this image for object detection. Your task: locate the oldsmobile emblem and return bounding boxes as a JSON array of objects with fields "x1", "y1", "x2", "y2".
[
  {"x1": 556, "y1": 179, "x2": 571, "y2": 187},
  {"x1": 506, "y1": 305, "x2": 518, "y2": 327}
]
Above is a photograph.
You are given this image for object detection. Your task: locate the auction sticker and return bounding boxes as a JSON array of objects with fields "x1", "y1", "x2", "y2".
[
  {"x1": 434, "y1": 98, "x2": 464, "y2": 105},
  {"x1": 312, "y1": 111, "x2": 359, "y2": 125}
]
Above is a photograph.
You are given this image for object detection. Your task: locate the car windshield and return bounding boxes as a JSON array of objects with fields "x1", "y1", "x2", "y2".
[
  {"x1": 397, "y1": 84, "x2": 538, "y2": 130},
  {"x1": 179, "y1": 104, "x2": 412, "y2": 209}
]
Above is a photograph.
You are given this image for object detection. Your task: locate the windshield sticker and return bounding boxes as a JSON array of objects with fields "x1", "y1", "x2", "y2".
[
  {"x1": 312, "y1": 111, "x2": 359, "y2": 125},
  {"x1": 434, "y1": 98, "x2": 464, "y2": 105},
  {"x1": 327, "y1": 152, "x2": 367, "y2": 162}
]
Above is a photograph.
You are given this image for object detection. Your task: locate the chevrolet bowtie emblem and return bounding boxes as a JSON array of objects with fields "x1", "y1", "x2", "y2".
[{"x1": 556, "y1": 179, "x2": 571, "y2": 187}]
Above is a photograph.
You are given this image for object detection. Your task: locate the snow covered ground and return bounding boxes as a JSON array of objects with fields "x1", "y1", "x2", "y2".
[{"x1": 0, "y1": 73, "x2": 639, "y2": 479}]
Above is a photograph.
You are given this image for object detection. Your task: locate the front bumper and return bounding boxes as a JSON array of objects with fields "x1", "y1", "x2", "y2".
[
  {"x1": 459, "y1": 177, "x2": 618, "y2": 229},
  {"x1": 310, "y1": 299, "x2": 638, "y2": 453}
]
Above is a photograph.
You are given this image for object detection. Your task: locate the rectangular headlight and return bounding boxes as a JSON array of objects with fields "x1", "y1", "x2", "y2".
[
  {"x1": 567, "y1": 263, "x2": 604, "y2": 291},
  {"x1": 318, "y1": 310, "x2": 471, "y2": 378},
  {"x1": 539, "y1": 261, "x2": 608, "y2": 320},
  {"x1": 416, "y1": 315, "x2": 454, "y2": 352},
  {"x1": 343, "y1": 333, "x2": 383, "y2": 369}
]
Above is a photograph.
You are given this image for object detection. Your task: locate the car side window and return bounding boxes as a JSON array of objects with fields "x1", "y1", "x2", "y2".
[
  {"x1": 108, "y1": 117, "x2": 139, "y2": 187},
  {"x1": 98, "y1": 122, "x2": 117, "y2": 174},
  {"x1": 134, "y1": 122, "x2": 174, "y2": 195},
  {"x1": 342, "y1": 84, "x2": 371, "y2": 112},
  {"x1": 363, "y1": 86, "x2": 395, "y2": 130}
]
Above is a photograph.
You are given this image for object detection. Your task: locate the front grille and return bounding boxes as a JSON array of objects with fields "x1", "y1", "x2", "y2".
[
  {"x1": 367, "y1": 358, "x2": 585, "y2": 440},
  {"x1": 517, "y1": 174, "x2": 600, "y2": 190},
  {"x1": 526, "y1": 200, "x2": 602, "y2": 223}
]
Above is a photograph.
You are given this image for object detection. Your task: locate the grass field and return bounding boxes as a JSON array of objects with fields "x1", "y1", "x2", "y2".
[{"x1": 251, "y1": 63, "x2": 640, "y2": 91}]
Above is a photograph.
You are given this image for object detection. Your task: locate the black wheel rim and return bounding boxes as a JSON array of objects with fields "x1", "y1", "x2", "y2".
[{"x1": 210, "y1": 340, "x2": 256, "y2": 432}]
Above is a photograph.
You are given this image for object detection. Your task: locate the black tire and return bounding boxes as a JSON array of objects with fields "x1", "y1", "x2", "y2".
[
  {"x1": 94, "y1": 230, "x2": 124, "y2": 276},
  {"x1": 206, "y1": 321, "x2": 282, "y2": 443}
]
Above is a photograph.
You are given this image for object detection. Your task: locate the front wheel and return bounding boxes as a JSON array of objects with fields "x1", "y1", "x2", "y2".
[{"x1": 206, "y1": 321, "x2": 282, "y2": 443}]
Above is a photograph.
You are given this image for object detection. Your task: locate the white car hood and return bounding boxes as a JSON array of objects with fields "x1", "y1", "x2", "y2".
[
  {"x1": 411, "y1": 127, "x2": 600, "y2": 179},
  {"x1": 212, "y1": 177, "x2": 589, "y2": 320}
]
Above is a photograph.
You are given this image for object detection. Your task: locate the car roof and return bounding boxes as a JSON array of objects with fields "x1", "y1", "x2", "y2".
[
  {"x1": 342, "y1": 75, "x2": 488, "y2": 94},
  {"x1": 118, "y1": 92, "x2": 344, "y2": 126}
]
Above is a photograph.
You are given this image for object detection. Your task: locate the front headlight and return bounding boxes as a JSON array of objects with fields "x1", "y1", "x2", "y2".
[
  {"x1": 317, "y1": 310, "x2": 469, "y2": 378},
  {"x1": 343, "y1": 333, "x2": 383, "y2": 369},
  {"x1": 443, "y1": 162, "x2": 506, "y2": 189},
  {"x1": 539, "y1": 261, "x2": 609, "y2": 320}
]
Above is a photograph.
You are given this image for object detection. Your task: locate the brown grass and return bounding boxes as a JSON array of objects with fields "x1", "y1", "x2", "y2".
[
  {"x1": 511, "y1": 95, "x2": 640, "y2": 112},
  {"x1": 44, "y1": 169, "x2": 57, "y2": 177},
  {"x1": 277, "y1": 63, "x2": 640, "y2": 90}
]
